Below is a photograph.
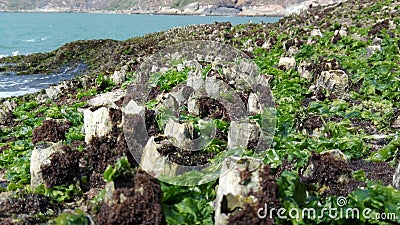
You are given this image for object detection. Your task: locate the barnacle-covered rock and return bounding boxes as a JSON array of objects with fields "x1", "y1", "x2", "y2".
[{"x1": 314, "y1": 69, "x2": 348, "y2": 99}]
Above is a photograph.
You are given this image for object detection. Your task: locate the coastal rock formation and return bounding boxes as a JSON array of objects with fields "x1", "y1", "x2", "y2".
[
  {"x1": 84, "y1": 107, "x2": 112, "y2": 144},
  {"x1": 297, "y1": 62, "x2": 312, "y2": 81},
  {"x1": 0, "y1": 100, "x2": 16, "y2": 126},
  {"x1": 393, "y1": 116, "x2": 400, "y2": 129},
  {"x1": 214, "y1": 156, "x2": 279, "y2": 225},
  {"x1": 0, "y1": 0, "x2": 349, "y2": 16},
  {"x1": 314, "y1": 70, "x2": 349, "y2": 99},
  {"x1": 278, "y1": 56, "x2": 296, "y2": 70},
  {"x1": 87, "y1": 89, "x2": 125, "y2": 110},
  {"x1": 394, "y1": 162, "x2": 400, "y2": 189},
  {"x1": 227, "y1": 121, "x2": 260, "y2": 150},
  {"x1": 111, "y1": 69, "x2": 127, "y2": 85},
  {"x1": 214, "y1": 156, "x2": 264, "y2": 225},
  {"x1": 83, "y1": 89, "x2": 125, "y2": 143},
  {"x1": 30, "y1": 141, "x2": 64, "y2": 189}
]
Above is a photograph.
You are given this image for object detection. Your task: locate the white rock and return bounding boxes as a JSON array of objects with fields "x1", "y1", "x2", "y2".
[
  {"x1": 0, "y1": 192, "x2": 13, "y2": 203},
  {"x1": 278, "y1": 56, "x2": 296, "y2": 70},
  {"x1": 87, "y1": 89, "x2": 125, "y2": 109},
  {"x1": 187, "y1": 68, "x2": 204, "y2": 91},
  {"x1": 287, "y1": 46, "x2": 299, "y2": 56},
  {"x1": 214, "y1": 156, "x2": 263, "y2": 225},
  {"x1": 183, "y1": 2, "x2": 200, "y2": 11},
  {"x1": 393, "y1": 161, "x2": 400, "y2": 189},
  {"x1": 297, "y1": 62, "x2": 312, "y2": 81},
  {"x1": 244, "y1": 39, "x2": 252, "y2": 47},
  {"x1": 351, "y1": 33, "x2": 367, "y2": 42},
  {"x1": 247, "y1": 93, "x2": 261, "y2": 114},
  {"x1": 104, "y1": 181, "x2": 116, "y2": 206},
  {"x1": 389, "y1": 20, "x2": 396, "y2": 30},
  {"x1": 156, "y1": 95, "x2": 178, "y2": 118},
  {"x1": 83, "y1": 107, "x2": 112, "y2": 143},
  {"x1": 30, "y1": 142, "x2": 64, "y2": 189},
  {"x1": 176, "y1": 63, "x2": 185, "y2": 72},
  {"x1": 164, "y1": 118, "x2": 194, "y2": 146},
  {"x1": 205, "y1": 76, "x2": 221, "y2": 97},
  {"x1": 112, "y1": 70, "x2": 126, "y2": 85},
  {"x1": 0, "y1": 100, "x2": 17, "y2": 125},
  {"x1": 372, "y1": 37, "x2": 382, "y2": 45},
  {"x1": 315, "y1": 70, "x2": 348, "y2": 98},
  {"x1": 159, "y1": 7, "x2": 180, "y2": 14},
  {"x1": 261, "y1": 40, "x2": 271, "y2": 49},
  {"x1": 321, "y1": 149, "x2": 348, "y2": 161},
  {"x1": 45, "y1": 86, "x2": 62, "y2": 100},
  {"x1": 255, "y1": 74, "x2": 272, "y2": 87},
  {"x1": 228, "y1": 121, "x2": 260, "y2": 150},
  {"x1": 123, "y1": 100, "x2": 145, "y2": 118},
  {"x1": 170, "y1": 86, "x2": 193, "y2": 107},
  {"x1": 187, "y1": 94, "x2": 200, "y2": 116},
  {"x1": 310, "y1": 28, "x2": 323, "y2": 37},
  {"x1": 366, "y1": 45, "x2": 382, "y2": 57},
  {"x1": 392, "y1": 116, "x2": 400, "y2": 129},
  {"x1": 339, "y1": 27, "x2": 347, "y2": 37},
  {"x1": 45, "y1": 81, "x2": 69, "y2": 100},
  {"x1": 140, "y1": 137, "x2": 178, "y2": 178}
]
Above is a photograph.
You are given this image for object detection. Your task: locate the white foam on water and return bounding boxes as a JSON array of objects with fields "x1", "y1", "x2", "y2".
[
  {"x1": 0, "y1": 88, "x2": 39, "y2": 98},
  {"x1": 22, "y1": 39, "x2": 36, "y2": 42},
  {"x1": 22, "y1": 37, "x2": 48, "y2": 43},
  {"x1": 0, "y1": 64, "x2": 86, "y2": 98}
]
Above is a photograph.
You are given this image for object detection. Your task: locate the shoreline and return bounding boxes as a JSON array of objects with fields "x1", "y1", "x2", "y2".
[
  {"x1": 0, "y1": 9, "x2": 287, "y2": 17},
  {"x1": 0, "y1": 1, "x2": 347, "y2": 18}
]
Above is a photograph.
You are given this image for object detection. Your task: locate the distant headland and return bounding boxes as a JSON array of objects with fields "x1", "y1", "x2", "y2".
[{"x1": 0, "y1": 0, "x2": 345, "y2": 16}]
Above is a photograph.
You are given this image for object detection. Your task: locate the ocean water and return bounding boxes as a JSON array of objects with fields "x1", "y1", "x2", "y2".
[{"x1": 0, "y1": 12, "x2": 279, "y2": 98}]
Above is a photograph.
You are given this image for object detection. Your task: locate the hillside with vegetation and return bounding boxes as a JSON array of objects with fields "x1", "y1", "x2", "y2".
[
  {"x1": 0, "y1": 0, "x2": 399, "y2": 224},
  {"x1": 0, "y1": 0, "x2": 339, "y2": 16}
]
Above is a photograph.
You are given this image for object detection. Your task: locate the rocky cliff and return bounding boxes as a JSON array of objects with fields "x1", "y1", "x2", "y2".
[{"x1": 0, "y1": 0, "x2": 344, "y2": 16}]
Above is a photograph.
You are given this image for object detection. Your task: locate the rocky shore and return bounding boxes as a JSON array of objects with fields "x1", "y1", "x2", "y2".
[
  {"x1": 0, "y1": 0, "x2": 399, "y2": 224},
  {"x1": 0, "y1": 0, "x2": 345, "y2": 17}
]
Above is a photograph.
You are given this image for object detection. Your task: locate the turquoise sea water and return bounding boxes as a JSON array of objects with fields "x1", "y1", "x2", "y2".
[
  {"x1": 0, "y1": 12, "x2": 279, "y2": 98},
  {"x1": 0, "y1": 12, "x2": 279, "y2": 56}
]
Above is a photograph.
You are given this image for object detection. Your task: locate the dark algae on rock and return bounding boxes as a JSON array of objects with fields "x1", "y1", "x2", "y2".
[{"x1": 0, "y1": 0, "x2": 400, "y2": 224}]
